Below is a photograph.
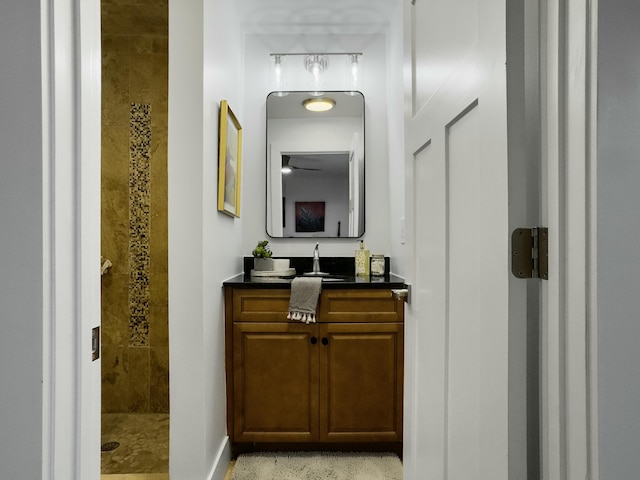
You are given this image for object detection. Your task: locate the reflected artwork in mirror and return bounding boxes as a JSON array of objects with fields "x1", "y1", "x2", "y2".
[{"x1": 266, "y1": 91, "x2": 365, "y2": 238}]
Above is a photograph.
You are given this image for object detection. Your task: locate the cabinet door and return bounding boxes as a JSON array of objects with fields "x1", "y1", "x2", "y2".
[
  {"x1": 233, "y1": 322, "x2": 319, "y2": 442},
  {"x1": 319, "y1": 322, "x2": 404, "y2": 442}
]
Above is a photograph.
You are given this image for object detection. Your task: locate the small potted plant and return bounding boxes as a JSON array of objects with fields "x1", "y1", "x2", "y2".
[{"x1": 252, "y1": 240, "x2": 274, "y2": 271}]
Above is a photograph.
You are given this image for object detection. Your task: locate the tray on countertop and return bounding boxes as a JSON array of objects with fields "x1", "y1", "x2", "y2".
[{"x1": 249, "y1": 268, "x2": 297, "y2": 278}]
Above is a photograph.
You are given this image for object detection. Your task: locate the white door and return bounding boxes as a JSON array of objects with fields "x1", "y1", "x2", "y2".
[{"x1": 402, "y1": 0, "x2": 527, "y2": 478}]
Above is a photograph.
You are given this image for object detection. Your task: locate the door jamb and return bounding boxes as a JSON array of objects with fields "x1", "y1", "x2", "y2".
[{"x1": 539, "y1": 0, "x2": 599, "y2": 478}]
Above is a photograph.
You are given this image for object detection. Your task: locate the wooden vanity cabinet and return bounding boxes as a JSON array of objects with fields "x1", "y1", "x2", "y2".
[{"x1": 225, "y1": 287, "x2": 404, "y2": 446}]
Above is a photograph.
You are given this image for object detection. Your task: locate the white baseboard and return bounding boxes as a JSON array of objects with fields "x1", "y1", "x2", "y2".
[{"x1": 207, "y1": 436, "x2": 232, "y2": 480}]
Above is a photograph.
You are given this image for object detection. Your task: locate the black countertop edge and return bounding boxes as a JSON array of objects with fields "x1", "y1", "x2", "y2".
[
  {"x1": 223, "y1": 272, "x2": 406, "y2": 289},
  {"x1": 242, "y1": 255, "x2": 390, "y2": 277}
]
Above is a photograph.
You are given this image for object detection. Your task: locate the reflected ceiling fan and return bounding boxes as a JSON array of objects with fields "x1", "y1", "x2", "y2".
[{"x1": 282, "y1": 154, "x2": 322, "y2": 173}]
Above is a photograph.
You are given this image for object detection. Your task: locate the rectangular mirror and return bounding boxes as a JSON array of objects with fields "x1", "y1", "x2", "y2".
[{"x1": 266, "y1": 91, "x2": 365, "y2": 238}]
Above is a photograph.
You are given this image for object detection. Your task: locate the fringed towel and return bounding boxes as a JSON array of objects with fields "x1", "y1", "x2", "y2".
[{"x1": 287, "y1": 277, "x2": 322, "y2": 324}]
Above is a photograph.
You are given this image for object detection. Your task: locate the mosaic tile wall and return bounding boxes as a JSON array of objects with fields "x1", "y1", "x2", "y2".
[
  {"x1": 100, "y1": 0, "x2": 169, "y2": 414},
  {"x1": 129, "y1": 103, "x2": 152, "y2": 347}
]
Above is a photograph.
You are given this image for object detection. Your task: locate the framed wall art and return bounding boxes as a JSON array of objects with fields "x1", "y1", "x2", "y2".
[
  {"x1": 295, "y1": 201, "x2": 325, "y2": 232},
  {"x1": 217, "y1": 100, "x2": 242, "y2": 217}
]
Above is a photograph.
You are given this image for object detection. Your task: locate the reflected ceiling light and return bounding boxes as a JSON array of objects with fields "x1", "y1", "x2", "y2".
[{"x1": 303, "y1": 97, "x2": 336, "y2": 112}]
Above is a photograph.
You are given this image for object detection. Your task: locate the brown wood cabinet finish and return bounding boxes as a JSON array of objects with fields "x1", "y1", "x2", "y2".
[{"x1": 224, "y1": 287, "x2": 404, "y2": 447}]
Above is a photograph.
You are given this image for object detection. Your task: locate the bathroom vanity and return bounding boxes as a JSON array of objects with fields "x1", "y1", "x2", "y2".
[{"x1": 223, "y1": 265, "x2": 406, "y2": 454}]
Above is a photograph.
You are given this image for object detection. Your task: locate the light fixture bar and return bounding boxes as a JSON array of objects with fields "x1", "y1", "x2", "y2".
[{"x1": 269, "y1": 52, "x2": 363, "y2": 57}]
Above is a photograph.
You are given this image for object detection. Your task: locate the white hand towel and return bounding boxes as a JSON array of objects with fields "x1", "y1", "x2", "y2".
[{"x1": 287, "y1": 277, "x2": 322, "y2": 324}]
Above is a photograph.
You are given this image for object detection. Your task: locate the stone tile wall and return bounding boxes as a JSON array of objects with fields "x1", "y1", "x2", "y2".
[{"x1": 101, "y1": 0, "x2": 169, "y2": 413}]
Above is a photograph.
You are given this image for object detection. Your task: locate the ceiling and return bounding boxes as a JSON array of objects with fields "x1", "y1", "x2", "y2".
[
  {"x1": 283, "y1": 153, "x2": 349, "y2": 178},
  {"x1": 236, "y1": 0, "x2": 399, "y2": 34}
]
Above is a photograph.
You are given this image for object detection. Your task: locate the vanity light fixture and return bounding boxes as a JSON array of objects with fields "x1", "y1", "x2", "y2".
[
  {"x1": 270, "y1": 52, "x2": 362, "y2": 92},
  {"x1": 303, "y1": 97, "x2": 336, "y2": 112}
]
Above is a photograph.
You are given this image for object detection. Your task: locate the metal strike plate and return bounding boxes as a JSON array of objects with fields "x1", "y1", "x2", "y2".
[{"x1": 92, "y1": 326, "x2": 100, "y2": 361}]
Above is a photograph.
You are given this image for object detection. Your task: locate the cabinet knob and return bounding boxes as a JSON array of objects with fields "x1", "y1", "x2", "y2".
[
  {"x1": 321, "y1": 337, "x2": 329, "y2": 345},
  {"x1": 311, "y1": 336, "x2": 318, "y2": 345}
]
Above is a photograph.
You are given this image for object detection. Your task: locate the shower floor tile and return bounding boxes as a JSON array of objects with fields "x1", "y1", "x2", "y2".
[
  {"x1": 101, "y1": 475, "x2": 169, "y2": 480},
  {"x1": 101, "y1": 413, "x2": 169, "y2": 475}
]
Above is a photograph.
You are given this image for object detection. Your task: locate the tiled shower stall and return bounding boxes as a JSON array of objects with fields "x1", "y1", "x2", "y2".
[{"x1": 100, "y1": 0, "x2": 169, "y2": 474}]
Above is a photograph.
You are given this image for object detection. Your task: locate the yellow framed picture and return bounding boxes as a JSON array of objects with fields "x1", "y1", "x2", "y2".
[{"x1": 217, "y1": 100, "x2": 242, "y2": 217}]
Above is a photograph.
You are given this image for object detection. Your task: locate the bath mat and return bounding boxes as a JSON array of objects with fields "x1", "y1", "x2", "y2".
[{"x1": 230, "y1": 451, "x2": 402, "y2": 480}]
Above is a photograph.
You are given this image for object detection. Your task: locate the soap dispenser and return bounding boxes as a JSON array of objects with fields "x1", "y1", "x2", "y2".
[{"x1": 355, "y1": 240, "x2": 370, "y2": 276}]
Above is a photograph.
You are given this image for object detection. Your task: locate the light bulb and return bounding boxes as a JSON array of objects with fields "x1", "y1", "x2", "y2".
[
  {"x1": 271, "y1": 55, "x2": 287, "y2": 94},
  {"x1": 304, "y1": 55, "x2": 328, "y2": 90},
  {"x1": 274, "y1": 57, "x2": 282, "y2": 81},
  {"x1": 346, "y1": 54, "x2": 361, "y2": 92}
]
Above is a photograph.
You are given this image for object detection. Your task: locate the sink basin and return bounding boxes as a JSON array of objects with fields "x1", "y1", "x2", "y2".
[{"x1": 301, "y1": 272, "x2": 345, "y2": 282}]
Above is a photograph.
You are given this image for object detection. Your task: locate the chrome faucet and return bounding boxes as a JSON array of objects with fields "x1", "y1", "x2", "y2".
[{"x1": 312, "y1": 242, "x2": 321, "y2": 274}]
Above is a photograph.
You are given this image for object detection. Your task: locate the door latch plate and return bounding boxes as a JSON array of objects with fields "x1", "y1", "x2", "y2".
[{"x1": 92, "y1": 326, "x2": 100, "y2": 361}]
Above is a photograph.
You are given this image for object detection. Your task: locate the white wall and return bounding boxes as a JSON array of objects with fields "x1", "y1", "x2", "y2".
[
  {"x1": 385, "y1": 0, "x2": 406, "y2": 278},
  {"x1": 597, "y1": 1, "x2": 640, "y2": 477},
  {"x1": 269, "y1": 116, "x2": 361, "y2": 147},
  {"x1": 0, "y1": 2, "x2": 45, "y2": 477},
  {"x1": 242, "y1": 33, "x2": 396, "y2": 264},
  {"x1": 169, "y1": 0, "x2": 243, "y2": 477}
]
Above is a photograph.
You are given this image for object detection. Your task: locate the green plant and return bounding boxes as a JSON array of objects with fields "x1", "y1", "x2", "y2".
[{"x1": 252, "y1": 240, "x2": 273, "y2": 258}]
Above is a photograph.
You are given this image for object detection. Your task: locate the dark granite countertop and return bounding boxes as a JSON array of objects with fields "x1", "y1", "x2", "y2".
[
  {"x1": 223, "y1": 272, "x2": 406, "y2": 289},
  {"x1": 223, "y1": 256, "x2": 406, "y2": 289}
]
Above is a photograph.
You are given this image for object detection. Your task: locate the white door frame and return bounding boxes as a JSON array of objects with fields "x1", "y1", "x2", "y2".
[
  {"x1": 539, "y1": 0, "x2": 599, "y2": 478},
  {"x1": 42, "y1": 0, "x2": 102, "y2": 478}
]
